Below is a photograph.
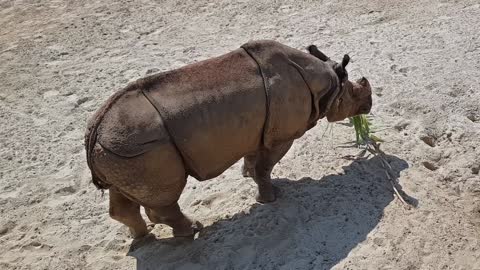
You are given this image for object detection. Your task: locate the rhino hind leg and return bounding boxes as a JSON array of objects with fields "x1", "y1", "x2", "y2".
[
  {"x1": 109, "y1": 186, "x2": 149, "y2": 238},
  {"x1": 145, "y1": 203, "x2": 203, "y2": 237},
  {"x1": 252, "y1": 140, "x2": 294, "y2": 203},
  {"x1": 93, "y1": 142, "x2": 201, "y2": 238}
]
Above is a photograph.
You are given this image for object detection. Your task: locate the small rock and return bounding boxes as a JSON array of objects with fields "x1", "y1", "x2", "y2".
[
  {"x1": 422, "y1": 161, "x2": 438, "y2": 171},
  {"x1": 399, "y1": 67, "x2": 409, "y2": 73},
  {"x1": 77, "y1": 96, "x2": 92, "y2": 105},
  {"x1": 472, "y1": 165, "x2": 479, "y2": 175},
  {"x1": 79, "y1": 245, "x2": 91, "y2": 252},
  {"x1": 466, "y1": 113, "x2": 478, "y2": 123},
  {"x1": 420, "y1": 135, "x2": 436, "y2": 147},
  {"x1": 30, "y1": 241, "x2": 42, "y2": 247}
]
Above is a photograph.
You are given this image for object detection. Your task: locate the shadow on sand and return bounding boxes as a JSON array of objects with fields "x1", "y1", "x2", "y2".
[{"x1": 128, "y1": 154, "x2": 411, "y2": 270}]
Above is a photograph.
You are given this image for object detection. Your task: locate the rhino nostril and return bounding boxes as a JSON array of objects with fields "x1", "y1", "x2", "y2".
[{"x1": 359, "y1": 105, "x2": 371, "y2": 114}]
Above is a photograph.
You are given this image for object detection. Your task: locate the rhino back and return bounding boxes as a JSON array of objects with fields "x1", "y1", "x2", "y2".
[{"x1": 140, "y1": 48, "x2": 266, "y2": 180}]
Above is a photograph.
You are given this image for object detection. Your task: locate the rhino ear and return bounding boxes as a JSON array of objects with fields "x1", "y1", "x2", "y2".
[
  {"x1": 334, "y1": 63, "x2": 348, "y2": 82},
  {"x1": 307, "y1": 45, "x2": 329, "y2": 61},
  {"x1": 341, "y1": 54, "x2": 350, "y2": 68}
]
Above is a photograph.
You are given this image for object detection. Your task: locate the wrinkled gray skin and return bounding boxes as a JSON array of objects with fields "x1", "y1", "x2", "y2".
[{"x1": 85, "y1": 40, "x2": 372, "y2": 238}]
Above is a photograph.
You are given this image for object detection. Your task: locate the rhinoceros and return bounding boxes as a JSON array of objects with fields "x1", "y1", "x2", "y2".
[{"x1": 85, "y1": 40, "x2": 372, "y2": 238}]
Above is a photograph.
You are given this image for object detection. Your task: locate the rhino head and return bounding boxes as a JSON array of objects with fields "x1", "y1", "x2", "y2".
[{"x1": 307, "y1": 45, "x2": 372, "y2": 122}]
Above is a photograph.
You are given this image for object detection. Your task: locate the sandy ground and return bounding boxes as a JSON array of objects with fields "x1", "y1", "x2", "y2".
[{"x1": 1, "y1": 0, "x2": 479, "y2": 269}]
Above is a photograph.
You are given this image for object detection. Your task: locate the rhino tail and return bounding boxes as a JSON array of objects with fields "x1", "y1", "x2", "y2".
[
  {"x1": 84, "y1": 81, "x2": 139, "y2": 190},
  {"x1": 91, "y1": 170, "x2": 109, "y2": 190},
  {"x1": 85, "y1": 119, "x2": 111, "y2": 190}
]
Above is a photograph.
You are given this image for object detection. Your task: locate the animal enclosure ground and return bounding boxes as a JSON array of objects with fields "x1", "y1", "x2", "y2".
[{"x1": 0, "y1": 0, "x2": 479, "y2": 269}]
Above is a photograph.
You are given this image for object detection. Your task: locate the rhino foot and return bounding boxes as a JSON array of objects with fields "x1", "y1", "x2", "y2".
[{"x1": 256, "y1": 186, "x2": 276, "y2": 203}]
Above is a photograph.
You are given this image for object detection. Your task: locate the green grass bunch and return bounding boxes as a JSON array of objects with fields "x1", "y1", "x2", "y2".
[{"x1": 350, "y1": 114, "x2": 383, "y2": 145}]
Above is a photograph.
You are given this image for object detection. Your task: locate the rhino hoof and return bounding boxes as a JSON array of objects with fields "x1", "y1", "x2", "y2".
[
  {"x1": 256, "y1": 191, "x2": 276, "y2": 203},
  {"x1": 256, "y1": 184, "x2": 278, "y2": 203}
]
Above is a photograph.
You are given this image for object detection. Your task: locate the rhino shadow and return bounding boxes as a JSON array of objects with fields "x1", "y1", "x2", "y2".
[{"x1": 128, "y1": 154, "x2": 411, "y2": 270}]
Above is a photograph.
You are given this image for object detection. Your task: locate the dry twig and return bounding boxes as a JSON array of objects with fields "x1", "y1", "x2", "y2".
[
  {"x1": 350, "y1": 115, "x2": 414, "y2": 208},
  {"x1": 363, "y1": 139, "x2": 413, "y2": 208}
]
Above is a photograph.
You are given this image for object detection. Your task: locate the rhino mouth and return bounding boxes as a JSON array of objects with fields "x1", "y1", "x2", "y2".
[{"x1": 357, "y1": 95, "x2": 372, "y2": 115}]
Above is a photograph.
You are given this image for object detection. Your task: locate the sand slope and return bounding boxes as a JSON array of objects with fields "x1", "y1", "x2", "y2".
[{"x1": 0, "y1": 0, "x2": 479, "y2": 269}]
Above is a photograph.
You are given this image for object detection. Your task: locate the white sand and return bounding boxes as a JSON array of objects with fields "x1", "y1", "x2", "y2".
[{"x1": 0, "y1": 0, "x2": 479, "y2": 269}]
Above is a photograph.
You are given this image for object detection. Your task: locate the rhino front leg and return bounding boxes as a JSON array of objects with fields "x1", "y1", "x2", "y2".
[
  {"x1": 253, "y1": 140, "x2": 293, "y2": 203},
  {"x1": 242, "y1": 153, "x2": 256, "y2": 178}
]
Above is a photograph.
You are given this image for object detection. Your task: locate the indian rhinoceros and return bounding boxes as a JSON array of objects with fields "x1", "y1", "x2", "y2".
[{"x1": 84, "y1": 40, "x2": 372, "y2": 238}]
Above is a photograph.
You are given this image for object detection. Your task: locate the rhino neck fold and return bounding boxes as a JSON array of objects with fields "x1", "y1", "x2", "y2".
[
  {"x1": 140, "y1": 88, "x2": 201, "y2": 180},
  {"x1": 241, "y1": 46, "x2": 271, "y2": 149},
  {"x1": 241, "y1": 40, "x2": 318, "y2": 148}
]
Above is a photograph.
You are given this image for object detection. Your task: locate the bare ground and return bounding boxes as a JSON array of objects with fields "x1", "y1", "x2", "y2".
[{"x1": 0, "y1": 0, "x2": 479, "y2": 269}]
